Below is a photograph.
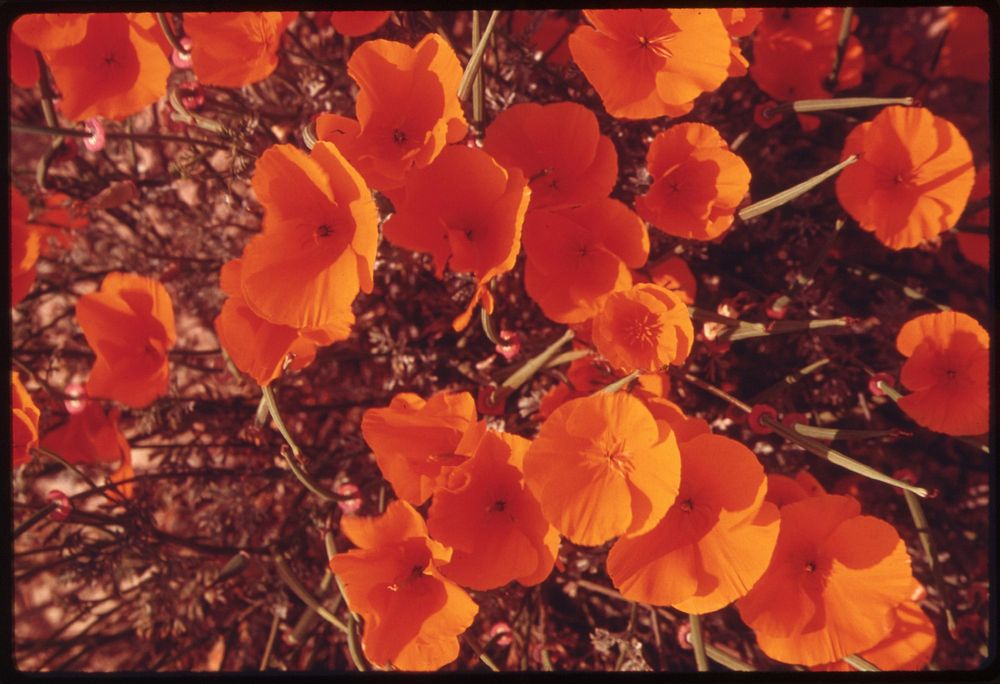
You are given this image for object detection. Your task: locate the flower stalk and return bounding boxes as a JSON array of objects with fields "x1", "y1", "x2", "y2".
[
  {"x1": 764, "y1": 96, "x2": 912, "y2": 119},
  {"x1": 457, "y1": 10, "x2": 501, "y2": 101},
  {"x1": 679, "y1": 374, "x2": 929, "y2": 496},
  {"x1": 501, "y1": 328, "x2": 574, "y2": 391},
  {"x1": 260, "y1": 385, "x2": 354, "y2": 502},
  {"x1": 827, "y1": 8, "x2": 855, "y2": 88},
  {"x1": 843, "y1": 653, "x2": 880, "y2": 671},
  {"x1": 738, "y1": 155, "x2": 859, "y2": 222},
  {"x1": 688, "y1": 613, "x2": 709, "y2": 672},
  {"x1": 273, "y1": 553, "x2": 349, "y2": 634}
]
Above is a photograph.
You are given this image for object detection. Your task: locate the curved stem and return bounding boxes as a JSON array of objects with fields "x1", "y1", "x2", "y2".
[
  {"x1": 738, "y1": 155, "x2": 858, "y2": 222},
  {"x1": 155, "y1": 13, "x2": 187, "y2": 56},
  {"x1": 457, "y1": 10, "x2": 501, "y2": 101},
  {"x1": 260, "y1": 385, "x2": 349, "y2": 502},
  {"x1": 688, "y1": 614, "x2": 709, "y2": 672},
  {"x1": 273, "y1": 554, "x2": 348, "y2": 634}
]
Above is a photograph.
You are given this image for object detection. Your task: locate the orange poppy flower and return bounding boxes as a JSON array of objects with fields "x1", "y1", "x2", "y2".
[
  {"x1": 956, "y1": 164, "x2": 990, "y2": 270},
  {"x1": 361, "y1": 390, "x2": 478, "y2": 505},
  {"x1": 12, "y1": 14, "x2": 89, "y2": 52},
  {"x1": 523, "y1": 200, "x2": 648, "y2": 324},
  {"x1": 510, "y1": 11, "x2": 573, "y2": 65},
  {"x1": 812, "y1": 598, "x2": 936, "y2": 671},
  {"x1": 935, "y1": 7, "x2": 988, "y2": 83},
  {"x1": 35, "y1": 13, "x2": 170, "y2": 122},
  {"x1": 836, "y1": 107, "x2": 976, "y2": 250},
  {"x1": 11, "y1": 187, "x2": 40, "y2": 307},
  {"x1": 329, "y1": 11, "x2": 391, "y2": 37},
  {"x1": 428, "y1": 428, "x2": 560, "y2": 590},
  {"x1": 646, "y1": 255, "x2": 697, "y2": 305},
  {"x1": 482, "y1": 102, "x2": 617, "y2": 211},
  {"x1": 523, "y1": 392, "x2": 681, "y2": 546},
  {"x1": 9, "y1": 27, "x2": 40, "y2": 88},
  {"x1": 636, "y1": 123, "x2": 751, "y2": 241},
  {"x1": 894, "y1": 311, "x2": 990, "y2": 436},
  {"x1": 717, "y1": 8, "x2": 762, "y2": 77},
  {"x1": 592, "y1": 283, "x2": 695, "y2": 373},
  {"x1": 736, "y1": 494, "x2": 914, "y2": 666},
  {"x1": 314, "y1": 34, "x2": 467, "y2": 200},
  {"x1": 765, "y1": 470, "x2": 827, "y2": 508},
  {"x1": 12, "y1": 372, "x2": 41, "y2": 469},
  {"x1": 214, "y1": 259, "x2": 332, "y2": 387},
  {"x1": 42, "y1": 403, "x2": 127, "y2": 466},
  {"x1": 536, "y1": 348, "x2": 615, "y2": 419},
  {"x1": 749, "y1": 9, "x2": 863, "y2": 129},
  {"x1": 329, "y1": 500, "x2": 479, "y2": 671},
  {"x1": 76, "y1": 272, "x2": 176, "y2": 408},
  {"x1": 183, "y1": 12, "x2": 298, "y2": 87},
  {"x1": 568, "y1": 9, "x2": 731, "y2": 120},
  {"x1": 241, "y1": 142, "x2": 378, "y2": 333},
  {"x1": 608, "y1": 433, "x2": 780, "y2": 613},
  {"x1": 381, "y1": 145, "x2": 530, "y2": 331},
  {"x1": 641, "y1": 396, "x2": 711, "y2": 444}
]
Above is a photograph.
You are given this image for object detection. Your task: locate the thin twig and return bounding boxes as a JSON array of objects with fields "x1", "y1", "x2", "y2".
[{"x1": 688, "y1": 614, "x2": 709, "y2": 672}]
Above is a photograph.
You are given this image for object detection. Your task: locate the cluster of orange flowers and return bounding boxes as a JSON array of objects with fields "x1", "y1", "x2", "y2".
[
  {"x1": 342, "y1": 381, "x2": 936, "y2": 670},
  {"x1": 8, "y1": 6, "x2": 991, "y2": 674}
]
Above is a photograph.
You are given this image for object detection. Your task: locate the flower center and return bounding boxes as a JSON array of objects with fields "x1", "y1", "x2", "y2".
[
  {"x1": 392, "y1": 128, "x2": 407, "y2": 145},
  {"x1": 316, "y1": 224, "x2": 333, "y2": 238},
  {"x1": 945, "y1": 368, "x2": 957, "y2": 379},
  {"x1": 679, "y1": 498, "x2": 694, "y2": 513},
  {"x1": 804, "y1": 560, "x2": 816, "y2": 573},
  {"x1": 604, "y1": 440, "x2": 635, "y2": 476},
  {"x1": 625, "y1": 312, "x2": 662, "y2": 346},
  {"x1": 490, "y1": 499, "x2": 506, "y2": 513},
  {"x1": 104, "y1": 52, "x2": 118, "y2": 66}
]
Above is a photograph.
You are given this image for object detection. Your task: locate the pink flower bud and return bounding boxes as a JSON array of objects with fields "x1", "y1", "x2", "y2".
[
  {"x1": 171, "y1": 36, "x2": 193, "y2": 69},
  {"x1": 335, "y1": 483, "x2": 362, "y2": 514},
  {"x1": 488, "y1": 621, "x2": 513, "y2": 647},
  {"x1": 495, "y1": 329, "x2": 521, "y2": 361},
  {"x1": 178, "y1": 79, "x2": 205, "y2": 111},
  {"x1": 47, "y1": 490, "x2": 71, "y2": 521},
  {"x1": 676, "y1": 621, "x2": 693, "y2": 650},
  {"x1": 63, "y1": 383, "x2": 87, "y2": 415},
  {"x1": 868, "y1": 372, "x2": 895, "y2": 397},
  {"x1": 83, "y1": 118, "x2": 105, "y2": 152}
]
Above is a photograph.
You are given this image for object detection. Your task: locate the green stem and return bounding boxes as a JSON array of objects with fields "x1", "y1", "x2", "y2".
[
  {"x1": 760, "y1": 414, "x2": 928, "y2": 496},
  {"x1": 501, "y1": 329, "x2": 574, "y2": 391},
  {"x1": 765, "y1": 96, "x2": 912, "y2": 118},
  {"x1": 480, "y1": 305, "x2": 501, "y2": 345},
  {"x1": 258, "y1": 609, "x2": 281, "y2": 671},
  {"x1": 260, "y1": 386, "x2": 350, "y2": 502},
  {"x1": 457, "y1": 11, "x2": 501, "y2": 101},
  {"x1": 678, "y1": 375, "x2": 928, "y2": 496},
  {"x1": 462, "y1": 634, "x2": 501, "y2": 672},
  {"x1": 11, "y1": 121, "x2": 253, "y2": 157},
  {"x1": 598, "y1": 370, "x2": 641, "y2": 395},
  {"x1": 903, "y1": 489, "x2": 957, "y2": 635},
  {"x1": 688, "y1": 614, "x2": 709, "y2": 672},
  {"x1": 272, "y1": 554, "x2": 348, "y2": 634},
  {"x1": 787, "y1": 423, "x2": 907, "y2": 441},
  {"x1": 843, "y1": 654, "x2": 880, "y2": 671},
  {"x1": 324, "y1": 532, "x2": 370, "y2": 672},
  {"x1": 33, "y1": 446, "x2": 103, "y2": 493},
  {"x1": 845, "y1": 264, "x2": 951, "y2": 312},
  {"x1": 718, "y1": 317, "x2": 850, "y2": 343},
  {"x1": 155, "y1": 13, "x2": 188, "y2": 56},
  {"x1": 471, "y1": 11, "x2": 484, "y2": 124},
  {"x1": 827, "y1": 8, "x2": 855, "y2": 88},
  {"x1": 749, "y1": 357, "x2": 831, "y2": 404},
  {"x1": 738, "y1": 155, "x2": 858, "y2": 222},
  {"x1": 14, "y1": 502, "x2": 59, "y2": 539}
]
